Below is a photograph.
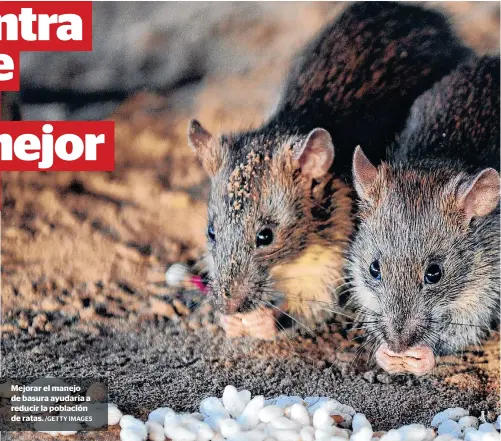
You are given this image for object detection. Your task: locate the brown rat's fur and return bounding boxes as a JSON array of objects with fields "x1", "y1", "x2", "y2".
[
  {"x1": 188, "y1": 2, "x2": 470, "y2": 336},
  {"x1": 350, "y1": 56, "x2": 500, "y2": 359}
]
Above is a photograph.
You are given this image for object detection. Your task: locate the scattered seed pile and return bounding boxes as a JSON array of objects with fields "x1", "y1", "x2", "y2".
[{"x1": 40, "y1": 386, "x2": 500, "y2": 441}]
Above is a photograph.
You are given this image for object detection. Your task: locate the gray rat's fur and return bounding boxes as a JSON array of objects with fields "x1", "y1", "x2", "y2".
[
  {"x1": 349, "y1": 56, "x2": 500, "y2": 355},
  {"x1": 189, "y1": 2, "x2": 471, "y2": 328}
]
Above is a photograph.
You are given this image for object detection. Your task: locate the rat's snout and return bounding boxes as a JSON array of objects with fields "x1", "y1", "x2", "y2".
[
  {"x1": 213, "y1": 280, "x2": 252, "y2": 315},
  {"x1": 384, "y1": 316, "x2": 424, "y2": 353}
]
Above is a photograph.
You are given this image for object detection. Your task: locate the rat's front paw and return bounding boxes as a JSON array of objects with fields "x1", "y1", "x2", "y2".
[
  {"x1": 220, "y1": 308, "x2": 278, "y2": 340},
  {"x1": 220, "y1": 314, "x2": 246, "y2": 338},
  {"x1": 376, "y1": 343, "x2": 435, "y2": 376},
  {"x1": 240, "y1": 308, "x2": 278, "y2": 340}
]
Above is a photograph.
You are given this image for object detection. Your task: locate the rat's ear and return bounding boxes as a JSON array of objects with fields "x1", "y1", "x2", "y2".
[
  {"x1": 457, "y1": 168, "x2": 500, "y2": 220},
  {"x1": 353, "y1": 146, "x2": 378, "y2": 200},
  {"x1": 293, "y1": 128, "x2": 334, "y2": 179},
  {"x1": 188, "y1": 119, "x2": 223, "y2": 176}
]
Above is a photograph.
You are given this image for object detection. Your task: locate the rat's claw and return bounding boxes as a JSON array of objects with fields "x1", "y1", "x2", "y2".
[{"x1": 220, "y1": 314, "x2": 246, "y2": 338}]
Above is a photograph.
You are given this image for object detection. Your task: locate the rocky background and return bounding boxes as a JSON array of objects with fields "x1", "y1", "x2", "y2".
[{"x1": 1, "y1": 2, "x2": 500, "y2": 440}]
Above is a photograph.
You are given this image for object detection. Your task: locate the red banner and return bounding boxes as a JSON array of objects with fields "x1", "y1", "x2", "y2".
[
  {"x1": 0, "y1": 2, "x2": 92, "y2": 51},
  {"x1": 0, "y1": 121, "x2": 114, "y2": 171}
]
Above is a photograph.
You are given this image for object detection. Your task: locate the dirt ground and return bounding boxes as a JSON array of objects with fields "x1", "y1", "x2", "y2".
[{"x1": 1, "y1": 2, "x2": 500, "y2": 440}]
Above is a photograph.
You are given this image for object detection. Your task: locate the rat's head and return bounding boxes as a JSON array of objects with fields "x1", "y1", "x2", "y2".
[
  {"x1": 349, "y1": 147, "x2": 500, "y2": 356},
  {"x1": 188, "y1": 119, "x2": 351, "y2": 317}
]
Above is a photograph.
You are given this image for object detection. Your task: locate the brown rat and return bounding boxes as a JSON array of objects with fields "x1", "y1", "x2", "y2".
[
  {"x1": 350, "y1": 55, "x2": 500, "y2": 375},
  {"x1": 187, "y1": 2, "x2": 471, "y2": 339}
]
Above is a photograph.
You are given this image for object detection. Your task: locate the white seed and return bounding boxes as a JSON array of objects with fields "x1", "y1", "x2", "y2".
[
  {"x1": 289, "y1": 403, "x2": 310, "y2": 425},
  {"x1": 164, "y1": 425, "x2": 196, "y2": 441},
  {"x1": 191, "y1": 413, "x2": 204, "y2": 421},
  {"x1": 306, "y1": 397, "x2": 331, "y2": 413},
  {"x1": 438, "y1": 420, "x2": 462, "y2": 438},
  {"x1": 480, "y1": 432, "x2": 501, "y2": 441},
  {"x1": 445, "y1": 408, "x2": 469, "y2": 422},
  {"x1": 120, "y1": 416, "x2": 148, "y2": 440},
  {"x1": 148, "y1": 408, "x2": 174, "y2": 426},
  {"x1": 380, "y1": 429, "x2": 402, "y2": 441},
  {"x1": 423, "y1": 428, "x2": 436, "y2": 441},
  {"x1": 460, "y1": 417, "x2": 480, "y2": 430},
  {"x1": 223, "y1": 385, "x2": 247, "y2": 418},
  {"x1": 259, "y1": 405, "x2": 284, "y2": 423},
  {"x1": 397, "y1": 424, "x2": 427, "y2": 441},
  {"x1": 220, "y1": 418, "x2": 241, "y2": 438},
  {"x1": 479, "y1": 423, "x2": 497, "y2": 433},
  {"x1": 275, "y1": 396, "x2": 304, "y2": 408},
  {"x1": 108, "y1": 404, "x2": 123, "y2": 425},
  {"x1": 121, "y1": 428, "x2": 146, "y2": 441},
  {"x1": 464, "y1": 429, "x2": 482, "y2": 441},
  {"x1": 239, "y1": 390, "x2": 252, "y2": 405},
  {"x1": 165, "y1": 412, "x2": 183, "y2": 428},
  {"x1": 351, "y1": 426, "x2": 374, "y2": 441},
  {"x1": 353, "y1": 414, "x2": 373, "y2": 433},
  {"x1": 432, "y1": 413, "x2": 449, "y2": 428},
  {"x1": 203, "y1": 414, "x2": 227, "y2": 431},
  {"x1": 237, "y1": 395, "x2": 265, "y2": 430},
  {"x1": 314, "y1": 408, "x2": 334, "y2": 429},
  {"x1": 199, "y1": 397, "x2": 229, "y2": 419},
  {"x1": 181, "y1": 416, "x2": 213, "y2": 440},
  {"x1": 300, "y1": 426, "x2": 315, "y2": 441},
  {"x1": 317, "y1": 400, "x2": 342, "y2": 414},
  {"x1": 146, "y1": 421, "x2": 165, "y2": 441}
]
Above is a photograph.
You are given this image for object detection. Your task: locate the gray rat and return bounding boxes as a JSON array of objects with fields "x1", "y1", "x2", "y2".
[
  {"x1": 187, "y1": 2, "x2": 471, "y2": 339},
  {"x1": 350, "y1": 55, "x2": 500, "y2": 375}
]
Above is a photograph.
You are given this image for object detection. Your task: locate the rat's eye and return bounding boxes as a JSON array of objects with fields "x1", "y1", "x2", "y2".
[
  {"x1": 207, "y1": 224, "x2": 216, "y2": 242},
  {"x1": 369, "y1": 260, "x2": 381, "y2": 280},
  {"x1": 424, "y1": 264, "x2": 442, "y2": 284},
  {"x1": 256, "y1": 228, "x2": 274, "y2": 247}
]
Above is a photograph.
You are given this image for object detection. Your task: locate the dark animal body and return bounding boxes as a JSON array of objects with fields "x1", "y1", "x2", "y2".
[
  {"x1": 270, "y1": 1, "x2": 472, "y2": 175},
  {"x1": 1, "y1": 92, "x2": 22, "y2": 122},
  {"x1": 350, "y1": 56, "x2": 500, "y2": 370},
  {"x1": 188, "y1": 2, "x2": 471, "y2": 337}
]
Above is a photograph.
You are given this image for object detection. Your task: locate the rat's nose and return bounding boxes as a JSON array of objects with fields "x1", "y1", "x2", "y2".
[
  {"x1": 386, "y1": 336, "x2": 411, "y2": 353},
  {"x1": 384, "y1": 318, "x2": 423, "y2": 353},
  {"x1": 217, "y1": 282, "x2": 248, "y2": 314}
]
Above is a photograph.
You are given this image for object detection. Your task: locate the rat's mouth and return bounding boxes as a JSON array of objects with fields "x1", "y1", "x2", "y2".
[{"x1": 375, "y1": 343, "x2": 436, "y2": 376}]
